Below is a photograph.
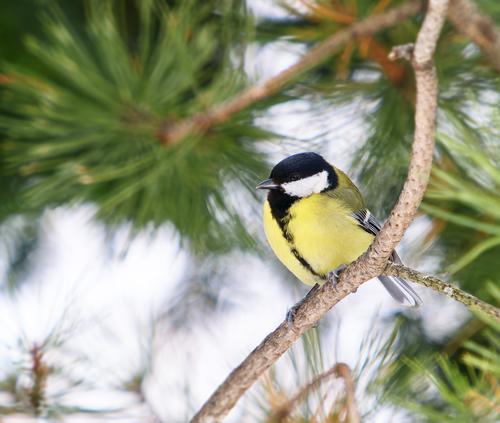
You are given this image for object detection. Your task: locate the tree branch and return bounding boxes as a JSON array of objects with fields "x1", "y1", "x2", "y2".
[
  {"x1": 335, "y1": 363, "x2": 360, "y2": 423},
  {"x1": 384, "y1": 264, "x2": 500, "y2": 320},
  {"x1": 448, "y1": 0, "x2": 500, "y2": 72},
  {"x1": 159, "y1": 0, "x2": 423, "y2": 145},
  {"x1": 190, "y1": 1, "x2": 449, "y2": 422}
]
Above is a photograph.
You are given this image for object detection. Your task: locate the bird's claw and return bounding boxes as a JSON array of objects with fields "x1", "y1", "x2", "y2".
[
  {"x1": 286, "y1": 283, "x2": 320, "y2": 328},
  {"x1": 286, "y1": 305, "x2": 299, "y2": 328},
  {"x1": 327, "y1": 264, "x2": 347, "y2": 288}
]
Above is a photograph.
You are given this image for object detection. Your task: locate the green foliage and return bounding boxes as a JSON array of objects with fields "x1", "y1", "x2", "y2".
[
  {"x1": 423, "y1": 109, "x2": 500, "y2": 299},
  {"x1": 0, "y1": 0, "x2": 270, "y2": 252},
  {"x1": 379, "y1": 128, "x2": 500, "y2": 417},
  {"x1": 0, "y1": 216, "x2": 40, "y2": 291},
  {"x1": 352, "y1": 81, "x2": 414, "y2": 214},
  {"x1": 386, "y1": 310, "x2": 500, "y2": 422},
  {"x1": 379, "y1": 108, "x2": 500, "y2": 419},
  {"x1": 0, "y1": 1, "x2": 86, "y2": 222}
]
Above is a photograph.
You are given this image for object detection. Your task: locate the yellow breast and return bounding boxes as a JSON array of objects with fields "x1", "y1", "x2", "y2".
[{"x1": 263, "y1": 194, "x2": 374, "y2": 285}]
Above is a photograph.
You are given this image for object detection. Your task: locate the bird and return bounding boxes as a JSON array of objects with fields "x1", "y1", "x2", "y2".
[{"x1": 257, "y1": 152, "x2": 422, "y2": 308}]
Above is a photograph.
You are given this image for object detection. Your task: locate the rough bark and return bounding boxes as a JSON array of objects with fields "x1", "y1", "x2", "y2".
[{"x1": 385, "y1": 264, "x2": 500, "y2": 320}]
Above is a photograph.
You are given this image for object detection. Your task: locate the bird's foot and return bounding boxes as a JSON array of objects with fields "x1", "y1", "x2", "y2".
[
  {"x1": 327, "y1": 264, "x2": 347, "y2": 288},
  {"x1": 286, "y1": 283, "x2": 320, "y2": 328},
  {"x1": 286, "y1": 303, "x2": 300, "y2": 328}
]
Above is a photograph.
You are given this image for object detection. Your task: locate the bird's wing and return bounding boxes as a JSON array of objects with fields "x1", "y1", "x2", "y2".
[
  {"x1": 352, "y1": 209, "x2": 423, "y2": 307},
  {"x1": 351, "y1": 209, "x2": 380, "y2": 236},
  {"x1": 326, "y1": 168, "x2": 365, "y2": 211}
]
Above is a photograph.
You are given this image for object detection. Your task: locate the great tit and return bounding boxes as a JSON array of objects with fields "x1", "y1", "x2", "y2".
[{"x1": 257, "y1": 152, "x2": 422, "y2": 307}]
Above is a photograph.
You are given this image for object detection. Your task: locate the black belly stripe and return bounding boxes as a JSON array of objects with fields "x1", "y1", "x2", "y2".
[
  {"x1": 290, "y1": 247, "x2": 326, "y2": 279},
  {"x1": 269, "y1": 204, "x2": 326, "y2": 279},
  {"x1": 267, "y1": 190, "x2": 326, "y2": 279}
]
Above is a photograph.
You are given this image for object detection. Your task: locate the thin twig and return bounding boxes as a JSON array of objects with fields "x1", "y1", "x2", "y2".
[
  {"x1": 448, "y1": 0, "x2": 500, "y2": 72},
  {"x1": 270, "y1": 366, "x2": 337, "y2": 422},
  {"x1": 159, "y1": 0, "x2": 423, "y2": 145},
  {"x1": 190, "y1": 1, "x2": 449, "y2": 422},
  {"x1": 270, "y1": 363, "x2": 359, "y2": 423},
  {"x1": 385, "y1": 264, "x2": 500, "y2": 320},
  {"x1": 29, "y1": 344, "x2": 48, "y2": 416}
]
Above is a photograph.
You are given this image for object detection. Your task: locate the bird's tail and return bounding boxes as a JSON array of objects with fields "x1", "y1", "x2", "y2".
[
  {"x1": 378, "y1": 275, "x2": 422, "y2": 307},
  {"x1": 378, "y1": 252, "x2": 422, "y2": 307}
]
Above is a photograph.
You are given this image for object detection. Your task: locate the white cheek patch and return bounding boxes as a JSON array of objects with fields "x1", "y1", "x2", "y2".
[{"x1": 282, "y1": 170, "x2": 329, "y2": 197}]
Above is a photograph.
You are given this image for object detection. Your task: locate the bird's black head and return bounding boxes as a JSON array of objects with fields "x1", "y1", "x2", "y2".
[{"x1": 257, "y1": 152, "x2": 338, "y2": 198}]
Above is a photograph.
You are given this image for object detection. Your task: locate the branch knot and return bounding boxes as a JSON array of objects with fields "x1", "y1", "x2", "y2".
[{"x1": 388, "y1": 43, "x2": 415, "y2": 61}]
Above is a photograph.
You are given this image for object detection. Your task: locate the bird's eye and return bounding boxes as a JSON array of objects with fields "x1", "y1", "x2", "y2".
[{"x1": 290, "y1": 174, "x2": 300, "y2": 181}]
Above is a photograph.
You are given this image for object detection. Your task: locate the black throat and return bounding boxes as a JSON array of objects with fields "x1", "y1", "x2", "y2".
[{"x1": 267, "y1": 189, "x2": 297, "y2": 226}]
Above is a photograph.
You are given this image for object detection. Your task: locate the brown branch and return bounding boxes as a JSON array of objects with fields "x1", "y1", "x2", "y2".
[
  {"x1": 189, "y1": 1, "x2": 448, "y2": 422},
  {"x1": 448, "y1": 0, "x2": 500, "y2": 72},
  {"x1": 271, "y1": 362, "x2": 359, "y2": 423},
  {"x1": 29, "y1": 344, "x2": 49, "y2": 417},
  {"x1": 385, "y1": 264, "x2": 500, "y2": 320},
  {"x1": 336, "y1": 363, "x2": 360, "y2": 423},
  {"x1": 159, "y1": 0, "x2": 423, "y2": 145}
]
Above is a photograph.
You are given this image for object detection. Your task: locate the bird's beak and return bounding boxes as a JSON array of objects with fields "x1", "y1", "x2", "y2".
[{"x1": 256, "y1": 178, "x2": 279, "y2": 190}]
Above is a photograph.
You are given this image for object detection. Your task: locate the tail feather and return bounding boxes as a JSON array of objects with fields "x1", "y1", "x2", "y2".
[
  {"x1": 378, "y1": 251, "x2": 423, "y2": 307},
  {"x1": 378, "y1": 275, "x2": 422, "y2": 307}
]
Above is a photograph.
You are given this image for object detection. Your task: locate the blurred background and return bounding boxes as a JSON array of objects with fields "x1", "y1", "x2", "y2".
[{"x1": 0, "y1": 0, "x2": 499, "y2": 421}]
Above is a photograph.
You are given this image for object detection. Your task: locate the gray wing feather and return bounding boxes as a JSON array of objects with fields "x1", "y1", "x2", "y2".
[{"x1": 352, "y1": 210, "x2": 423, "y2": 307}]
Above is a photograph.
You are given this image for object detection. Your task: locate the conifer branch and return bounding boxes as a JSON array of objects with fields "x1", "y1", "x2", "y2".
[
  {"x1": 159, "y1": 0, "x2": 423, "y2": 145},
  {"x1": 271, "y1": 362, "x2": 359, "y2": 423},
  {"x1": 448, "y1": 0, "x2": 500, "y2": 72},
  {"x1": 159, "y1": 0, "x2": 500, "y2": 147},
  {"x1": 190, "y1": 1, "x2": 449, "y2": 422},
  {"x1": 384, "y1": 264, "x2": 500, "y2": 320}
]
